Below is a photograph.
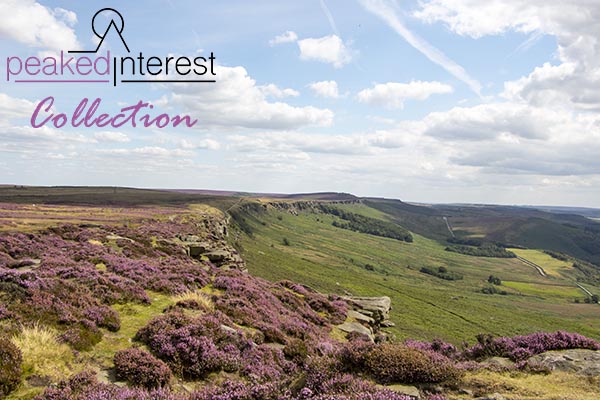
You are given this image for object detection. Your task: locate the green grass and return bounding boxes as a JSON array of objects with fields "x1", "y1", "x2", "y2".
[
  {"x1": 502, "y1": 281, "x2": 583, "y2": 300},
  {"x1": 85, "y1": 292, "x2": 174, "y2": 368},
  {"x1": 510, "y1": 248, "x2": 574, "y2": 278},
  {"x1": 236, "y1": 205, "x2": 600, "y2": 343}
]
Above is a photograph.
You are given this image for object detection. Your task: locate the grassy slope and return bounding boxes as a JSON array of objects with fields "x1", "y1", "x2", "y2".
[{"x1": 236, "y1": 205, "x2": 600, "y2": 343}]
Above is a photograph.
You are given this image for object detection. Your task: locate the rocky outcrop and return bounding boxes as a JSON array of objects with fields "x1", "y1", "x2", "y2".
[
  {"x1": 529, "y1": 349, "x2": 600, "y2": 376},
  {"x1": 343, "y1": 296, "x2": 393, "y2": 327},
  {"x1": 177, "y1": 223, "x2": 246, "y2": 272},
  {"x1": 335, "y1": 296, "x2": 394, "y2": 341}
]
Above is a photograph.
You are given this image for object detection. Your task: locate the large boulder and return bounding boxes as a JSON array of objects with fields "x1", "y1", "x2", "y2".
[
  {"x1": 529, "y1": 349, "x2": 600, "y2": 376},
  {"x1": 343, "y1": 296, "x2": 392, "y2": 325}
]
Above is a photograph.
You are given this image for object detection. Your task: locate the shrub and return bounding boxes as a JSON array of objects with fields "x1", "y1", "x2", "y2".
[
  {"x1": 365, "y1": 343, "x2": 461, "y2": 384},
  {"x1": 0, "y1": 337, "x2": 22, "y2": 397},
  {"x1": 464, "y1": 331, "x2": 600, "y2": 361},
  {"x1": 488, "y1": 275, "x2": 502, "y2": 285},
  {"x1": 114, "y1": 348, "x2": 172, "y2": 389},
  {"x1": 420, "y1": 266, "x2": 463, "y2": 281}
]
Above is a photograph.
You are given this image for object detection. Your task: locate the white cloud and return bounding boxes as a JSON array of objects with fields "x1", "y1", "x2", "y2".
[
  {"x1": 269, "y1": 31, "x2": 298, "y2": 46},
  {"x1": 94, "y1": 131, "x2": 130, "y2": 143},
  {"x1": 357, "y1": 81, "x2": 453, "y2": 109},
  {"x1": 298, "y1": 35, "x2": 354, "y2": 68},
  {"x1": 100, "y1": 147, "x2": 193, "y2": 158},
  {"x1": 0, "y1": 0, "x2": 79, "y2": 51},
  {"x1": 260, "y1": 84, "x2": 300, "y2": 98},
  {"x1": 158, "y1": 65, "x2": 333, "y2": 130},
  {"x1": 415, "y1": 1, "x2": 600, "y2": 110},
  {"x1": 308, "y1": 81, "x2": 340, "y2": 99},
  {"x1": 358, "y1": 0, "x2": 482, "y2": 95},
  {"x1": 179, "y1": 139, "x2": 221, "y2": 150},
  {"x1": 0, "y1": 93, "x2": 37, "y2": 124}
]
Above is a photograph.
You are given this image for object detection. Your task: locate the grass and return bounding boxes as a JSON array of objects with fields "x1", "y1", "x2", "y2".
[
  {"x1": 172, "y1": 290, "x2": 215, "y2": 311},
  {"x1": 510, "y1": 249, "x2": 574, "y2": 278},
  {"x1": 11, "y1": 324, "x2": 76, "y2": 381},
  {"x1": 502, "y1": 281, "x2": 583, "y2": 301},
  {"x1": 85, "y1": 292, "x2": 174, "y2": 368},
  {"x1": 457, "y1": 370, "x2": 600, "y2": 400},
  {"x1": 235, "y1": 205, "x2": 600, "y2": 343}
]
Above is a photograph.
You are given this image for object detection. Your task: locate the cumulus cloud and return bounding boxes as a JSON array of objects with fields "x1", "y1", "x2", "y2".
[
  {"x1": 0, "y1": 0, "x2": 79, "y2": 51},
  {"x1": 94, "y1": 131, "x2": 130, "y2": 143},
  {"x1": 0, "y1": 93, "x2": 37, "y2": 124},
  {"x1": 269, "y1": 31, "x2": 298, "y2": 46},
  {"x1": 308, "y1": 81, "x2": 340, "y2": 98},
  {"x1": 298, "y1": 35, "x2": 354, "y2": 68},
  {"x1": 357, "y1": 81, "x2": 453, "y2": 109},
  {"x1": 260, "y1": 84, "x2": 300, "y2": 98},
  {"x1": 100, "y1": 147, "x2": 194, "y2": 158},
  {"x1": 415, "y1": 0, "x2": 600, "y2": 110},
  {"x1": 158, "y1": 65, "x2": 333, "y2": 130}
]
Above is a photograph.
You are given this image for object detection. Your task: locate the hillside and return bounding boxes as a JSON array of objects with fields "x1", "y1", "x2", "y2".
[
  {"x1": 0, "y1": 188, "x2": 600, "y2": 399},
  {"x1": 230, "y1": 200, "x2": 600, "y2": 343}
]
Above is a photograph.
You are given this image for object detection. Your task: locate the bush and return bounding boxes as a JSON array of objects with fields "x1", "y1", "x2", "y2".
[
  {"x1": 488, "y1": 275, "x2": 502, "y2": 285},
  {"x1": 445, "y1": 244, "x2": 516, "y2": 258},
  {"x1": 0, "y1": 337, "x2": 22, "y2": 397},
  {"x1": 365, "y1": 343, "x2": 461, "y2": 384},
  {"x1": 464, "y1": 331, "x2": 600, "y2": 361},
  {"x1": 420, "y1": 266, "x2": 463, "y2": 281},
  {"x1": 114, "y1": 348, "x2": 171, "y2": 389}
]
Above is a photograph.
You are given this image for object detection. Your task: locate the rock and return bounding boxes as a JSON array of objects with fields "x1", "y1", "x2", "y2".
[
  {"x1": 477, "y1": 393, "x2": 505, "y2": 400},
  {"x1": 528, "y1": 349, "x2": 600, "y2": 376},
  {"x1": 482, "y1": 357, "x2": 515, "y2": 369},
  {"x1": 459, "y1": 388, "x2": 474, "y2": 396},
  {"x1": 347, "y1": 310, "x2": 375, "y2": 325},
  {"x1": 220, "y1": 324, "x2": 238, "y2": 335},
  {"x1": 380, "y1": 384, "x2": 420, "y2": 399},
  {"x1": 380, "y1": 320, "x2": 396, "y2": 328},
  {"x1": 187, "y1": 242, "x2": 211, "y2": 257},
  {"x1": 343, "y1": 296, "x2": 391, "y2": 323},
  {"x1": 205, "y1": 250, "x2": 230, "y2": 263},
  {"x1": 336, "y1": 321, "x2": 373, "y2": 340}
]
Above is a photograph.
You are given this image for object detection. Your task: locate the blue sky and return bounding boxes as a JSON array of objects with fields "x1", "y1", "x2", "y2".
[{"x1": 0, "y1": 0, "x2": 598, "y2": 207}]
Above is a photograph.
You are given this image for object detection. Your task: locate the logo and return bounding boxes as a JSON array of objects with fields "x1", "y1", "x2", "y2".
[{"x1": 4, "y1": 8, "x2": 216, "y2": 129}]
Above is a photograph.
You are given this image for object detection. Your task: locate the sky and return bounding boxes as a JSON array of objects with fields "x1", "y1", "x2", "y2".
[{"x1": 0, "y1": 0, "x2": 599, "y2": 207}]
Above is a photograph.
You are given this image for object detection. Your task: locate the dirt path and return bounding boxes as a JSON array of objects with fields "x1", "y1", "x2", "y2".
[
  {"x1": 516, "y1": 256, "x2": 547, "y2": 277},
  {"x1": 443, "y1": 216, "x2": 455, "y2": 238}
]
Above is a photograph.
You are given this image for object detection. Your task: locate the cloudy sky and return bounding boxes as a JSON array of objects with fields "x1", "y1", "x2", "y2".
[{"x1": 0, "y1": 0, "x2": 599, "y2": 207}]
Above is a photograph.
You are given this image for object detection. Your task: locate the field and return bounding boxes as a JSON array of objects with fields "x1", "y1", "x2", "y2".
[
  {"x1": 234, "y1": 203, "x2": 600, "y2": 343},
  {"x1": 510, "y1": 248, "x2": 574, "y2": 278}
]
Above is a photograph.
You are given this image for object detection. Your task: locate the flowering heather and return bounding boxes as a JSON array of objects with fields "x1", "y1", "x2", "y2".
[
  {"x1": 463, "y1": 331, "x2": 600, "y2": 361},
  {"x1": 114, "y1": 348, "x2": 172, "y2": 389},
  {"x1": 0, "y1": 214, "x2": 215, "y2": 348}
]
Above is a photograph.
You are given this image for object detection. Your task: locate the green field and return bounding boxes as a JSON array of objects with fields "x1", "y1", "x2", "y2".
[
  {"x1": 510, "y1": 248, "x2": 574, "y2": 278},
  {"x1": 234, "y1": 204, "x2": 600, "y2": 343}
]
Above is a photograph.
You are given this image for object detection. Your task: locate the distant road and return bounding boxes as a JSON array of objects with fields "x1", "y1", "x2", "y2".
[
  {"x1": 516, "y1": 256, "x2": 547, "y2": 277},
  {"x1": 576, "y1": 283, "x2": 594, "y2": 297},
  {"x1": 443, "y1": 217, "x2": 455, "y2": 238}
]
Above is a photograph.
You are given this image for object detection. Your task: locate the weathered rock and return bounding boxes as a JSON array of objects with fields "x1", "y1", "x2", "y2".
[
  {"x1": 379, "y1": 384, "x2": 420, "y2": 399},
  {"x1": 205, "y1": 250, "x2": 230, "y2": 263},
  {"x1": 477, "y1": 393, "x2": 505, "y2": 400},
  {"x1": 337, "y1": 321, "x2": 373, "y2": 339},
  {"x1": 482, "y1": 357, "x2": 515, "y2": 369},
  {"x1": 187, "y1": 242, "x2": 211, "y2": 257},
  {"x1": 528, "y1": 349, "x2": 600, "y2": 376},
  {"x1": 347, "y1": 310, "x2": 375, "y2": 325}
]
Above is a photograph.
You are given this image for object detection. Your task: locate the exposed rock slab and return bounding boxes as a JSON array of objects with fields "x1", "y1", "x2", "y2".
[{"x1": 529, "y1": 349, "x2": 600, "y2": 376}]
